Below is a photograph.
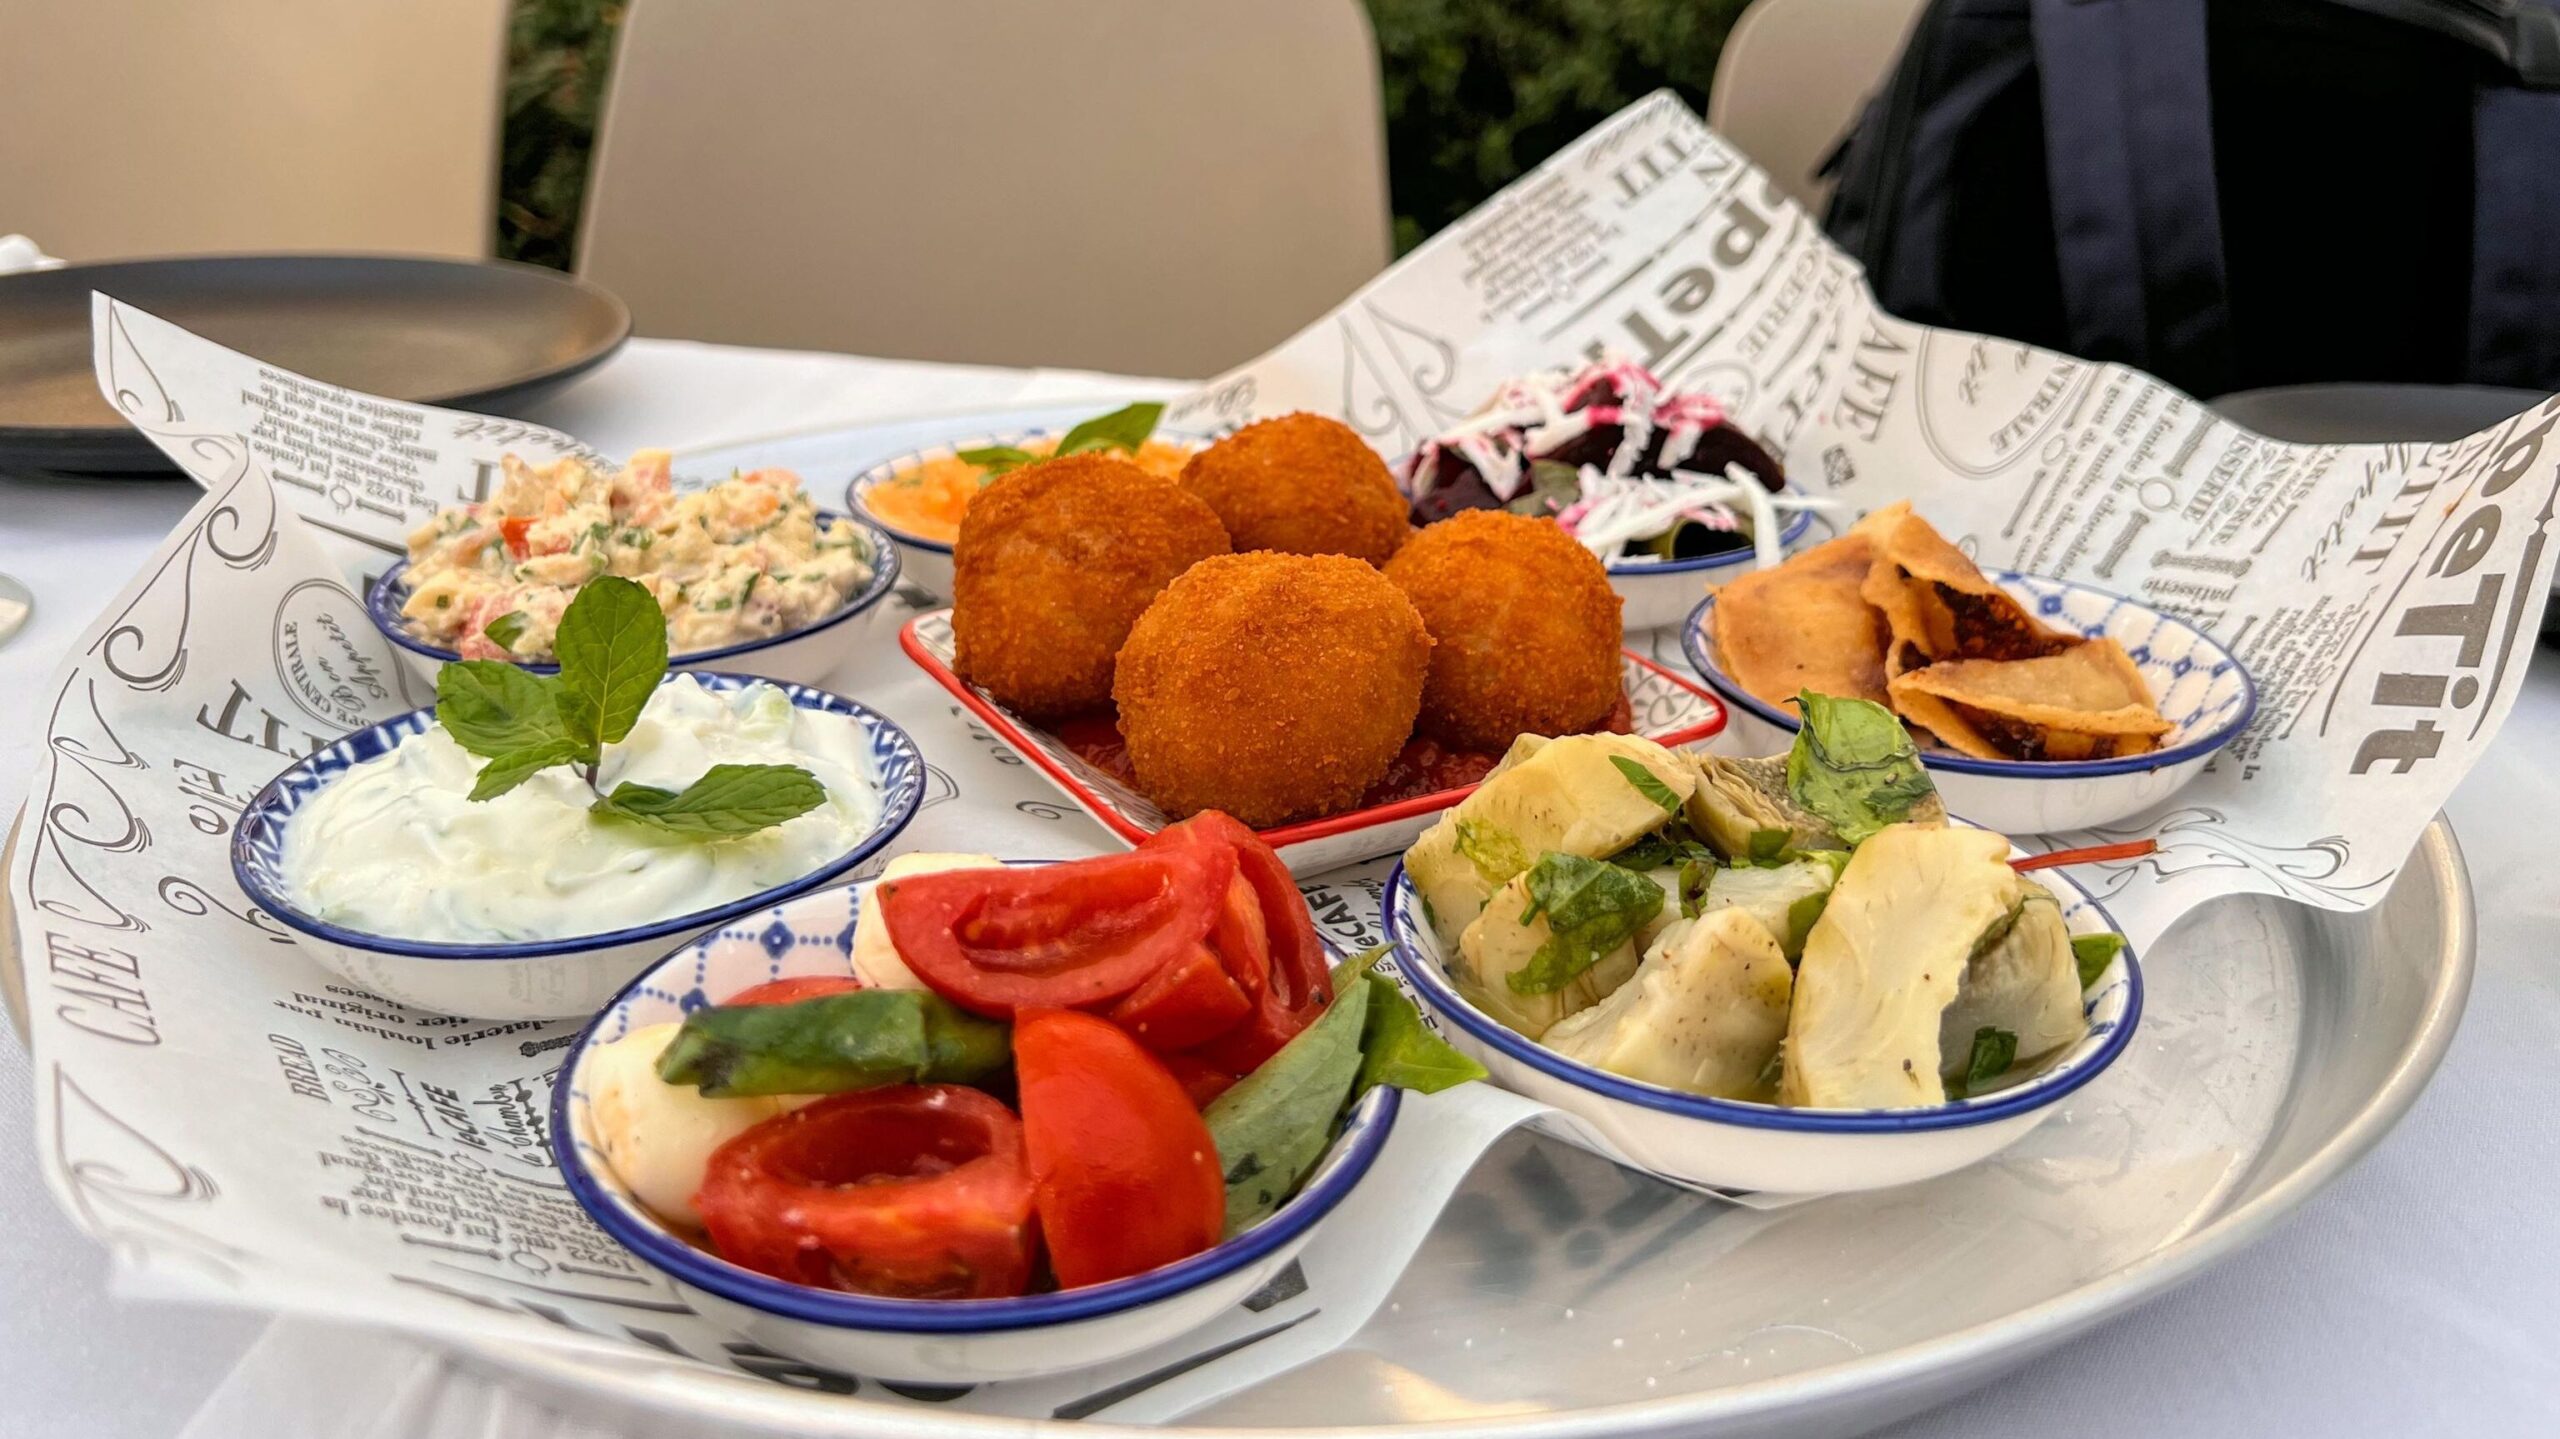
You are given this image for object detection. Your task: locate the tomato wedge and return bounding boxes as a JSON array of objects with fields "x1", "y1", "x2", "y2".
[
  {"x1": 1150, "y1": 813, "x2": 1333, "y2": 1073},
  {"x1": 1157, "y1": 1052, "x2": 1240, "y2": 1109},
  {"x1": 722, "y1": 975, "x2": 864, "y2": 1007},
  {"x1": 880, "y1": 844, "x2": 1233, "y2": 1018},
  {"x1": 499, "y1": 515, "x2": 534, "y2": 558},
  {"x1": 694, "y1": 1085, "x2": 1036, "y2": 1299},
  {"x1": 1207, "y1": 872, "x2": 1271, "y2": 1001},
  {"x1": 1014, "y1": 1010, "x2": 1224, "y2": 1289},
  {"x1": 1108, "y1": 942, "x2": 1252, "y2": 1052}
]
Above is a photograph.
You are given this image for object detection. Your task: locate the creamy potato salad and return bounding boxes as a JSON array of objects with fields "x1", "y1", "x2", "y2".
[{"x1": 400, "y1": 451, "x2": 876, "y2": 660}]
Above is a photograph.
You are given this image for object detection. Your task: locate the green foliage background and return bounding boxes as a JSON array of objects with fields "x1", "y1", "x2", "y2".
[{"x1": 496, "y1": 0, "x2": 1748, "y2": 269}]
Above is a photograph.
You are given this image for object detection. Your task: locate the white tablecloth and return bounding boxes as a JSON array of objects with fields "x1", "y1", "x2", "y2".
[{"x1": 3, "y1": 339, "x2": 2554, "y2": 1437}]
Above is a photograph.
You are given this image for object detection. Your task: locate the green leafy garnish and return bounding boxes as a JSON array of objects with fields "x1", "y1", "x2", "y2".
[
  {"x1": 593, "y1": 765, "x2": 831, "y2": 836},
  {"x1": 432, "y1": 577, "x2": 824, "y2": 839},
  {"x1": 1949, "y1": 1026, "x2": 2018, "y2": 1099},
  {"x1": 1613, "y1": 825, "x2": 1715, "y2": 872},
  {"x1": 1455, "y1": 819, "x2": 1530, "y2": 886},
  {"x1": 655, "y1": 990, "x2": 1009, "y2": 1098},
  {"x1": 1745, "y1": 828, "x2": 1791, "y2": 865},
  {"x1": 1784, "y1": 888, "x2": 1832, "y2": 952},
  {"x1": 1506, "y1": 459, "x2": 1585, "y2": 518},
  {"x1": 482, "y1": 610, "x2": 531, "y2": 654},
  {"x1": 1610, "y1": 755, "x2": 1684, "y2": 818},
  {"x1": 954, "y1": 445, "x2": 1045, "y2": 479},
  {"x1": 551, "y1": 575, "x2": 669, "y2": 757},
  {"x1": 1205, "y1": 979, "x2": 1370, "y2": 1236},
  {"x1": 1676, "y1": 856, "x2": 1713, "y2": 918},
  {"x1": 1508, "y1": 853, "x2": 1663, "y2": 995},
  {"x1": 2072, "y1": 932, "x2": 2126, "y2": 990},
  {"x1": 1335, "y1": 947, "x2": 1487, "y2": 1100},
  {"x1": 1053, "y1": 401, "x2": 1164, "y2": 457},
  {"x1": 1787, "y1": 691, "x2": 1935, "y2": 845}
]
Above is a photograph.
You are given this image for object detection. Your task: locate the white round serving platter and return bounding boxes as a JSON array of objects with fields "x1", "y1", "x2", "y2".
[{"x1": 354, "y1": 818, "x2": 2474, "y2": 1439}]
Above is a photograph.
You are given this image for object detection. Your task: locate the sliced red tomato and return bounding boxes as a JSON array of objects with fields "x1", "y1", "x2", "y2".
[
  {"x1": 721, "y1": 975, "x2": 864, "y2": 1007},
  {"x1": 1157, "y1": 1052, "x2": 1240, "y2": 1109},
  {"x1": 1015, "y1": 1010, "x2": 1224, "y2": 1288},
  {"x1": 879, "y1": 845, "x2": 1232, "y2": 1018},
  {"x1": 1107, "y1": 942, "x2": 1252, "y2": 1052},
  {"x1": 499, "y1": 515, "x2": 534, "y2": 558},
  {"x1": 1207, "y1": 872, "x2": 1271, "y2": 1000},
  {"x1": 1149, "y1": 812, "x2": 1334, "y2": 1073},
  {"x1": 694, "y1": 1085, "x2": 1036, "y2": 1299}
]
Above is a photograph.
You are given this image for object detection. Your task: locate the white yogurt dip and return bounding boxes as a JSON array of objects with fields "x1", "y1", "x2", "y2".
[{"x1": 281, "y1": 676, "x2": 881, "y2": 943}]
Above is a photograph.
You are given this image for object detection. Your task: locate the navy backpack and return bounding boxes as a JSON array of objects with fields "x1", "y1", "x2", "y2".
[{"x1": 1824, "y1": 0, "x2": 2560, "y2": 397}]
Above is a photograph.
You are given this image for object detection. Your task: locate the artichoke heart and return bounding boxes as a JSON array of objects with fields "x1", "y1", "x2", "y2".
[
  {"x1": 1407, "y1": 733, "x2": 1698, "y2": 947},
  {"x1": 1698, "y1": 856, "x2": 1842, "y2": 961},
  {"x1": 1685, "y1": 753, "x2": 1945, "y2": 860},
  {"x1": 1780, "y1": 824, "x2": 2015, "y2": 1109},
  {"x1": 1544, "y1": 906, "x2": 1794, "y2": 1100},
  {"x1": 1456, "y1": 870, "x2": 1643, "y2": 1040},
  {"x1": 1937, "y1": 883, "x2": 2086, "y2": 1086}
]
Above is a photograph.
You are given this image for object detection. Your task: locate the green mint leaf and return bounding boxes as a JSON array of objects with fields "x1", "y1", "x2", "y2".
[
  {"x1": 1610, "y1": 755, "x2": 1684, "y2": 818},
  {"x1": 2073, "y1": 932, "x2": 2127, "y2": 990},
  {"x1": 1507, "y1": 853, "x2": 1663, "y2": 995},
  {"x1": 467, "y1": 739, "x2": 583, "y2": 801},
  {"x1": 552, "y1": 576, "x2": 668, "y2": 755},
  {"x1": 482, "y1": 610, "x2": 531, "y2": 654},
  {"x1": 1745, "y1": 827, "x2": 1791, "y2": 865},
  {"x1": 435, "y1": 660, "x2": 569, "y2": 759},
  {"x1": 1612, "y1": 825, "x2": 1715, "y2": 872},
  {"x1": 956, "y1": 445, "x2": 1045, "y2": 480},
  {"x1": 1052, "y1": 401, "x2": 1164, "y2": 458},
  {"x1": 1787, "y1": 691, "x2": 1935, "y2": 846},
  {"x1": 1205, "y1": 978, "x2": 1371, "y2": 1236},
  {"x1": 1455, "y1": 818, "x2": 1529, "y2": 887},
  {"x1": 1784, "y1": 888, "x2": 1832, "y2": 953},
  {"x1": 591, "y1": 763, "x2": 827, "y2": 837},
  {"x1": 1950, "y1": 1026, "x2": 2018, "y2": 1099}
]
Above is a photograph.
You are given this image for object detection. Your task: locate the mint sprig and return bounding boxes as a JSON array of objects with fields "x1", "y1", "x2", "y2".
[
  {"x1": 955, "y1": 401, "x2": 1164, "y2": 482},
  {"x1": 434, "y1": 576, "x2": 825, "y2": 837}
]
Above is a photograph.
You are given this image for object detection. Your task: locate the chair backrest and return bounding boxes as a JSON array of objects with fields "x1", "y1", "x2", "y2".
[
  {"x1": 579, "y1": 0, "x2": 1392, "y2": 377},
  {"x1": 1708, "y1": 0, "x2": 1928, "y2": 212},
  {"x1": 0, "y1": 1, "x2": 506, "y2": 260}
]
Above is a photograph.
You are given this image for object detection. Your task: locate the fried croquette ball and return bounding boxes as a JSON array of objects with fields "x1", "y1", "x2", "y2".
[
  {"x1": 1178, "y1": 413, "x2": 1411, "y2": 565},
  {"x1": 1113, "y1": 553, "x2": 1431, "y2": 826},
  {"x1": 1383, "y1": 510, "x2": 1623, "y2": 751},
  {"x1": 952, "y1": 455, "x2": 1230, "y2": 717}
]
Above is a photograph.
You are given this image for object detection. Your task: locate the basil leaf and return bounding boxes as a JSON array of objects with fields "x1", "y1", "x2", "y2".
[
  {"x1": 1787, "y1": 691, "x2": 1935, "y2": 845},
  {"x1": 1205, "y1": 978, "x2": 1371, "y2": 1236},
  {"x1": 592, "y1": 763, "x2": 827, "y2": 836},
  {"x1": 1609, "y1": 755, "x2": 1685, "y2": 818},
  {"x1": 955, "y1": 445, "x2": 1045, "y2": 479},
  {"x1": 1330, "y1": 947, "x2": 1486, "y2": 1100},
  {"x1": 1677, "y1": 856, "x2": 1712, "y2": 918},
  {"x1": 1507, "y1": 853, "x2": 1663, "y2": 995},
  {"x1": 435, "y1": 660, "x2": 568, "y2": 759},
  {"x1": 1052, "y1": 401, "x2": 1163, "y2": 458},
  {"x1": 655, "y1": 990, "x2": 1009, "y2": 1098},
  {"x1": 552, "y1": 576, "x2": 669, "y2": 755},
  {"x1": 1784, "y1": 887, "x2": 1832, "y2": 953},
  {"x1": 482, "y1": 610, "x2": 531, "y2": 654},
  {"x1": 2073, "y1": 932, "x2": 2126, "y2": 990},
  {"x1": 1614, "y1": 825, "x2": 1715, "y2": 872},
  {"x1": 1949, "y1": 1026, "x2": 2018, "y2": 1099},
  {"x1": 466, "y1": 739, "x2": 582, "y2": 802},
  {"x1": 1745, "y1": 828, "x2": 1791, "y2": 865}
]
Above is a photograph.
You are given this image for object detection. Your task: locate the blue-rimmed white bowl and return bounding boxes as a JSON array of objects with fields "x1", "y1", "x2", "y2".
[
  {"x1": 553, "y1": 873, "x2": 1399, "y2": 1384},
  {"x1": 1605, "y1": 488, "x2": 1818, "y2": 631},
  {"x1": 1383, "y1": 842, "x2": 2141, "y2": 1195},
  {"x1": 231, "y1": 672, "x2": 925, "y2": 1021},
  {"x1": 1684, "y1": 570, "x2": 2258, "y2": 833},
  {"x1": 366, "y1": 510, "x2": 900, "y2": 690},
  {"x1": 846, "y1": 428, "x2": 1208, "y2": 601}
]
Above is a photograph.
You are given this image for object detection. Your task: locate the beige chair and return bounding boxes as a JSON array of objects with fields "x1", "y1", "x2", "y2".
[
  {"x1": 1708, "y1": 0, "x2": 1929, "y2": 214},
  {"x1": 0, "y1": 1, "x2": 506, "y2": 261},
  {"x1": 579, "y1": 0, "x2": 1392, "y2": 377}
]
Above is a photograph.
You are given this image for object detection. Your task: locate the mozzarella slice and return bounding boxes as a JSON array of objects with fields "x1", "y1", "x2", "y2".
[{"x1": 583, "y1": 1022, "x2": 784, "y2": 1229}]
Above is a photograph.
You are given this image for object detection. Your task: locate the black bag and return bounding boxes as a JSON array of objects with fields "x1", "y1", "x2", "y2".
[{"x1": 1824, "y1": 0, "x2": 2560, "y2": 398}]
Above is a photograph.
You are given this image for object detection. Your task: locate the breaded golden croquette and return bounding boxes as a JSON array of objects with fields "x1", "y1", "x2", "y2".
[
  {"x1": 952, "y1": 454, "x2": 1230, "y2": 717},
  {"x1": 1384, "y1": 510, "x2": 1623, "y2": 751},
  {"x1": 1178, "y1": 413, "x2": 1411, "y2": 565},
  {"x1": 1113, "y1": 553, "x2": 1431, "y2": 826}
]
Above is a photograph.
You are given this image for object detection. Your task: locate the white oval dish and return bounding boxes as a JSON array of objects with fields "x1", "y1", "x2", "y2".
[
  {"x1": 551, "y1": 876, "x2": 1398, "y2": 1385},
  {"x1": 1603, "y1": 495, "x2": 1816, "y2": 631},
  {"x1": 1383, "y1": 847, "x2": 2142, "y2": 1196},
  {"x1": 365, "y1": 510, "x2": 902, "y2": 690},
  {"x1": 1683, "y1": 570, "x2": 2258, "y2": 833},
  {"x1": 230, "y1": 673, "x2": 926, "y2": 1021},
  {"x1": 847, "y1": 428, "x2": 1209, "y2": 602}
]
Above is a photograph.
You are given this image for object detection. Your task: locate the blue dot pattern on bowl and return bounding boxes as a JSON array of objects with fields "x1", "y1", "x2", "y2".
[{"x1": 232, "y1": 673, "x2": 930, "y2": 955}]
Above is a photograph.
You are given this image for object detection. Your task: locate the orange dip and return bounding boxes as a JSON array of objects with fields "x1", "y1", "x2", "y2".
[{"x1": 865, "y1": 438, "x2": 1197, "y2": 545}]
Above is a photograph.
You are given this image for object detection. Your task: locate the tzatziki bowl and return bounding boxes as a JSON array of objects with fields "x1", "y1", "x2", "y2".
[
  {"x1": 552, "y1": 839, "x2": 1421, "y2": 1385},
  {"x1": 232, "y1": 672, "x2": 926, "y2": 1021}
]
